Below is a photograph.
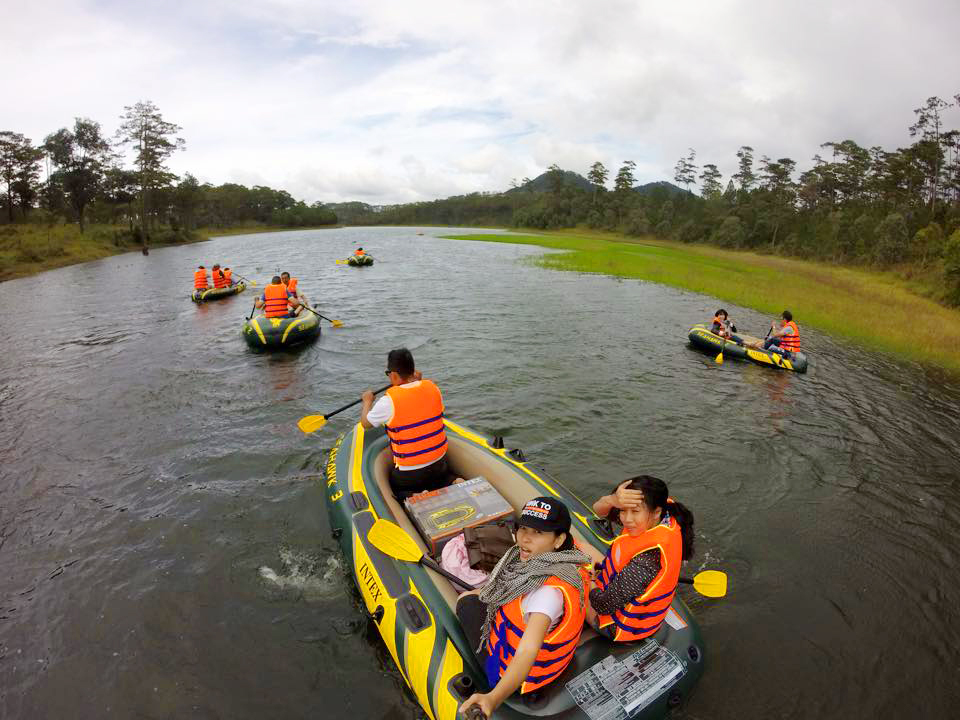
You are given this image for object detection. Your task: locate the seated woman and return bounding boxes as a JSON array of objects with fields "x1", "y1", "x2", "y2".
[
  {"x1": 711, "y1": 308, "x2": 743, "y2": 346},
  {"x1": 457, "y1": 497, "x2": 590, "y2": 718},
  {"x1": 588, "y1": 476, "x2": 694, "y2": 642}
]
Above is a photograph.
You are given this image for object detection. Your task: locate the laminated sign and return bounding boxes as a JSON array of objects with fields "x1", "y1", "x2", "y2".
[{"x1": 565, "y1": 640, "x2": 686, "y2": 720}]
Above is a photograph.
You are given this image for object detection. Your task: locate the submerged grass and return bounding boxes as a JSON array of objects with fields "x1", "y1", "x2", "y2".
[{"x1": 444, "y1": 229, "x2": 960, "y2": 373}]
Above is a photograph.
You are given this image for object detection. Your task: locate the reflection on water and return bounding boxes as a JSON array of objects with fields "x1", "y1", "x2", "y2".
[{"x1": 1, "y1": 226, "x2": 960, "y2": 718}]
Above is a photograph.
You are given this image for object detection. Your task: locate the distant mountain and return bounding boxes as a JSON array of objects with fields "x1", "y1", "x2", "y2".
[
  {"x1": 505, "y1": 170, "x2": 594, "y2": 194},
  {"x1": 634, "y1": 180, "x2": 691, "y2": 197}
]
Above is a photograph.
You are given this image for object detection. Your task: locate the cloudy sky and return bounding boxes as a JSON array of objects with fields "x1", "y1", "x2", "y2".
[{"x1": 5, "y1": 0, "x2": 959, "y2": 205}]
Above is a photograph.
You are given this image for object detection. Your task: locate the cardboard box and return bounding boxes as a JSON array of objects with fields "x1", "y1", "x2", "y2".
[{"x1": 404, "y1": 476, "x2": 514, "y2": 555}]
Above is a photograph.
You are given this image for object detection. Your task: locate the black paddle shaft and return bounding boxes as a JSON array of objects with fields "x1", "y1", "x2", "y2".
[{"x1": 324, "y1": 383, "x2": 392, "y2": 420}]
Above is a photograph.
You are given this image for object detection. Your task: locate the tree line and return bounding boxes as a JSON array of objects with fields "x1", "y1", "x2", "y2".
[
  {"x1": 0, "y1": 101, "x2": 336, "y2": 243},
  {"x1": 352, "y1": 94, "x2": 960, "y2": 305}
]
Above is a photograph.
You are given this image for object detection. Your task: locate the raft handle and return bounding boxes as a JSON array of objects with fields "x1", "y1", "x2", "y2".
[
  {"x1": 398, "y1": 594, "x2": 431, "y2": 633},
  {"x1": 450, "y1": 673, "x2": 475, "y2": 699},
  {"x1": 668, "y1": 690, "x2": 683, "y2": 708},
  {"x1": 687, "y1": 645, "x2": 701, "y2": 663},
  {"x1": 372, "y1": 605, "x2": 384, "y2": 624},
  {"x1": 492, "y1": 436, "x2": 504, "y2": 449},
  {"x1": 331, "y1": 527, "x2": 343, "y2": 540},
  {"x1": 507, "y1": 448, "x2": 526, "y2": 462},
  {"x1": 350, "y1": 491, "x2": 369, "y2": 511}
]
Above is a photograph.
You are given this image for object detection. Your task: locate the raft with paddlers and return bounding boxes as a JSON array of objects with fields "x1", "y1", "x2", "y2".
[
  {"x1": 688, "y1": 324, "x2": 808, "y2": 373},
  {"x1": 191, "y1": 282, "x2": 246, "y2": 303},
  {"x1": 347, "y1": 254, "x2": 374, "y2": 266},
  {"x1": 242, "y1": 303, "x2": 321, "y2": 349},
  {"x1": 322, "y1": 418, "x2": 709, "y2": 719}
]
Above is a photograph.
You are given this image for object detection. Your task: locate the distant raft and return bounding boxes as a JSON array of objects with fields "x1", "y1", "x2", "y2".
[
  {"x1": 242, "y1": 307, "x2": 321, "y2": 349},
  {"x1": 688, "y1": 324, "x2": 808, "y2": 373},
  {"x1": 347, "y1": 254, "x2": 374, "y2": 266},
  {"x1": 191, "y1": 282, "x2": 246, "y2": 303}
]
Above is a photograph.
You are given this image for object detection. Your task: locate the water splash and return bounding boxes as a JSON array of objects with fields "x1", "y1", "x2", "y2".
[{"x1": 259, "y1": 547, "x2": 343, "y2": 602}]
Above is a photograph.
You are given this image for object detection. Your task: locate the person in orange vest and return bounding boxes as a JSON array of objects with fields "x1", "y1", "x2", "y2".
[
  {"x1": 750, "y1": 310, "x2": 801, "y2": 357},
  {"x1": 354, "y1": 247, "x2": 365, "y2": 256},
  {"x1": 254, "y1": 275, "x2": 300, "y2": 318},
  {"x1": 280, "y1": 271, "x2": 299, "y2": 296},
  {"x1": 587, "y1": 476, "x2": 695, "y2": 642},
  {"x1": 457, "y1": 497, "x2": 590, "y2": 718},
  {"x1": 361, "y1": 348, "x2": 450, "y2": 500},
  {"x1": 193, "y1": 266, "x2": 209, "y2": 290},
  {"x1": 211, "y1": 264, "x2": 227, "y2": 289},
  {"x1": 223, "y1": 267, "x2": 233, "y2": 286},
  {"x1": 710, "y1": 308, "x2": 744, "y2": 346}
]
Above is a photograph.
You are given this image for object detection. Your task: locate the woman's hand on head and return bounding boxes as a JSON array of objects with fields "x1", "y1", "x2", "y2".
[
  {"x1": 614, "y1": 480, "x2": 644, "y2": 510},
  {"x1": 460, "y1": 693, "x2": 495, "y2": 719}
]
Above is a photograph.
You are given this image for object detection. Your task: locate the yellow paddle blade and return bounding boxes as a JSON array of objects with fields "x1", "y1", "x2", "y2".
[
  {"x1": 335, "y1": 259, "x2": 347, "y2": 265},
  {"x1": 715, "y1": 350, "x2": 724, "y2": 364},
  {"x1": 368, "y1": 519, "x2": 425, "y2": 563},
  {"x1": 297, "y1": 414, "x2": 328, "y2": 434},
  {"x1": 692, "y1": 570, "x2": 727, "y2": 597},
  {"x1": 330, "y1": 319, "x2": 344, "y2": 328}
]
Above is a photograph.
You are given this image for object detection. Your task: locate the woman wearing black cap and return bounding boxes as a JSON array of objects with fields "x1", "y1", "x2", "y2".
[
  {"x1": 588, "y1": 475, "x2": 695, "y2": 642},
  {"x1": 458, "y1": 497, "x2": 590, "y2": 718}
]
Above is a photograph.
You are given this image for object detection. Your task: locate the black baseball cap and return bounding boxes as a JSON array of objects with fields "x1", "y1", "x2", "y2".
[{"x1": 518, "y1": 496, "x2": 571, "y2": 533}]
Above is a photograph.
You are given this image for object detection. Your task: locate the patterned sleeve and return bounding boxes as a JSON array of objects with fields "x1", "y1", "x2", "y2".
[{"x1": 589, "y1": 549, "x2": 662, "y2": 615}]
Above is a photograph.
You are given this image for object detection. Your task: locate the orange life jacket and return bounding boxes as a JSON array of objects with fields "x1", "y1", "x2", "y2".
[
  {"x1": 385, "y1": 380, "x2": 446, "y2": 467},
  {"x1": 712, "y1": 316, "x2": 728, "y2": 337},
  {"x1": 223, "y1": 269, "x2": 233, "y2": 285},
  {"x1": 212, "y1": 269, "x2": 227, "y2": 289},
  {"x1": 194, "y1": 269, "x2": 208, "y2": 289},
  {"x1": 595, "y1": 515, "x2": 682, "y2": 642},
  {"x1": 285, "y1": 277, "x2": 298, "y2": 293},
  {"x1": 262, "y1": 283, "x2": 292, "y2": 318},
  {"x1": 354, "y1": 249, "x2": 364, "y2": 256},
  {"x1": 778, "y1": 320, "x2": 800, "y2": 352},
  {"x1": 486, "y1": 568, "x2": 588, "y2": 693}
]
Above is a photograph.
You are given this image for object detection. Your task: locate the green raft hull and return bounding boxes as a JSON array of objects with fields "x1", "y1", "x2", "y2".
[
  {"x1": 347, "y1": 255, "x2": 374, "y2": 266},
  {"x1": 325, "y1": 419, "x2": 705, "y2": 720},
  {"x1": 688, "y1": 324, "x2": 808, "y2": 373},
  {"x1": 241, "y1": 308, "x2": 320, "y2": 349},
  {"x1": 191, "y1": 282, "x2": 246, "y2": 303}
]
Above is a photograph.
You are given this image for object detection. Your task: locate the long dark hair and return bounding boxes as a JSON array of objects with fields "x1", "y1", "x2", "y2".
[{"x1": 609, "y1": 475, "x2": 695, "y2": 560}]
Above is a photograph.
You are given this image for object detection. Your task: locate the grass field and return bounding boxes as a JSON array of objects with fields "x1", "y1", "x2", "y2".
[
  {"x1": 444, "y1": 230, "x2": 960, "y2": 373},
  {"x1": 0, "y1": 223, "x2": 336, "y2": 283}
]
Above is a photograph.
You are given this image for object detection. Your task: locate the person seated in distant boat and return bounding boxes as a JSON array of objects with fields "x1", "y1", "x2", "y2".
[
  {"x1": 211, "y1": 264, "x2": 228, "y2": 289},
  {"x1": 193, "y1": 265, "x2": 209, "y2": 290},
  {"x1": 223, "y1": 267, "x2": 233, "y2": 286},
  {"x1": 354, "y1": 247, "x2": 366, "y2": 257},
  {"x1": 586, "y1": 476, "x2": 694, "y2": 642},
  {"x1": 360, "y1": 348, "x2": 450, "y2": 501},
  {"x1": 255, "y1": 275, "x2": 300, "y2": 318},
  {"x1": 280, "y1": 271, "x2": 300, "y2": 297},
  {"x1": 710, "y1": 309, "x2": 743, "y2": 346},
  {"x1": 457, "y1": 497, "x2": 590, "y2": 718},
  {"x1": 749, "y1": 310, "x2": 801, "y2": 357}
]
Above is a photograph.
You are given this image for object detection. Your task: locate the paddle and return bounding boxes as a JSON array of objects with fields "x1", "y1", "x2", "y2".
[
  {"x1": 463, "y1": 706, "x2": 486, "y2": 720},
  {"x1": 299, "y1": 305, "x2": 344, "y2": 327},
  {"x1": 368, "y1": 519, "x2": 478, "y2": 592},
  {"x1": 245, "y1": 298, "x2": 258, "y2": 321},
  {"x1": 715, "y1": 337, "x2": 726, "y2": 364},
  {"x1": 297, "y1": 383, "x2": 391, "y2": 433},
  {"x1": 678, "y1": 570, "x2": 727, "y2": 598},
  {"x1": 233, "y1": 273, "x2": 258, "y2": 287}
]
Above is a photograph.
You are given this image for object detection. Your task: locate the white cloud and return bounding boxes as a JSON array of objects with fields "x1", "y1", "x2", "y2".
[{"x1": 3, "y1": 0, "x2": 959, "y2": 204}]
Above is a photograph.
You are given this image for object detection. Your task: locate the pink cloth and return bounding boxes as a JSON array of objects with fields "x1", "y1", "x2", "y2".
[{"x1": 440, "y1": 533, "x2": 489, "y2": 586}]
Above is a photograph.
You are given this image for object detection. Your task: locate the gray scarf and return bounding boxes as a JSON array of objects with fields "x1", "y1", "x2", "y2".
[{"x1": 476, "y1": 544, "x2": 591, "y2": 652}]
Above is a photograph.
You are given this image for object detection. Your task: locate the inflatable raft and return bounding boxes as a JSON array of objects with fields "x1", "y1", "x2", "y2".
[
  {"x1": 325, "y1": 419, "x2": 705, "y2": 720},
  {"x1": 347, "y1": 254, "x2": 374, "y2": 266},
  {"x1": 242, "y1": 306, "x2": 320, "y2": 349},
  {"x1": 191, "y1": 282, "x2": 246, "y2": 303},
  {"x1": 688, "y1": 324, "x2": 808, "y2": 373}
]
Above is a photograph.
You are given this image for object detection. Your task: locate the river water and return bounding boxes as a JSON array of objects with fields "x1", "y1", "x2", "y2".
[{"x1": 1, "y1": 227, "x2": 959, "y2": 719}]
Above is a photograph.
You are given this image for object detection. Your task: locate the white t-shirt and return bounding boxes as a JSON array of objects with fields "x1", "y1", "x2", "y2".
[
  {"x1": 520, "y1": 586, "x2": 564, "y2": 632},
  {"x1": 366, "y1": 381, "x2": 446, "y2": 471}
]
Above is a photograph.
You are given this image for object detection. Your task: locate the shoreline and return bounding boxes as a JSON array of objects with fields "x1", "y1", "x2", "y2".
[
  {"x1": 0, "y1": 223, "x2": 340, "y2": 283},
  {"x1": 443, "y1": 229, "x2": 960, "y2": 373}
]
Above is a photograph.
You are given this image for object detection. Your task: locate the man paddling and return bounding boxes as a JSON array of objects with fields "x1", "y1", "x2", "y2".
[
  {"x1": 255, "y1": 275, "x2": 300, "y2": 318},
  {"x1": 360, "y1": 348, "x2": 451, "y2": 501},
  {"x1": 750, "y1": 310, "x2": 801, "y2": 357}
]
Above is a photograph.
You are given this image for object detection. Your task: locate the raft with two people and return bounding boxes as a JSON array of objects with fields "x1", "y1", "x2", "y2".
[
  {"x1": 241, "y1": 273, "x2": 342, "y2": 349},
  {"x1": 688, "y1": 309, "x2": 808, "y2": 373},
  {"x1": 348, "y1": 254, "x2": 374, "y2": 266},
  {"x1": 320, "y1": 417, "x2": 719, "y2": 719}
]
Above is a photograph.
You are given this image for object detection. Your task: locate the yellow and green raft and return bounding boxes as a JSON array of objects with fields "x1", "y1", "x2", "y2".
[
  {"x1": 191, "y1": 281, "x2": 246, "y2": 303},
  {"x1": 347, "y1": 254, "x2": 374, "y2": 266},
  {"x1": 688, "y1": 323, "x2": 808, "y2": 373},
  {"x1": 324, "y1": 418, "x2": 705, "y2": 719},
  {"x1": 242, "y1": 307, "x2": 320, "y2": 349}
]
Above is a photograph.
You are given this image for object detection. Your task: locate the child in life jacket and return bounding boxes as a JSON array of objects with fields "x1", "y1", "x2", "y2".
[
  {"x1": 588, "y1": 476, "x2": 695, "y2": 642},
  {"x1": 711, "y1": 309, "x2": 743, "y2": 345},
  {"x1": 457, "y1": 497, "x2": 590, "y2": 718}
]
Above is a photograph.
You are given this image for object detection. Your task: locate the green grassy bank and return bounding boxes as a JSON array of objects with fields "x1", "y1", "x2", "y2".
[
  {"x1": 444, "y1": 230, "x2": 960, "y2": 373},
  {"x1": 0, "y1": 223, "x2": 336, "y2": 283}
]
